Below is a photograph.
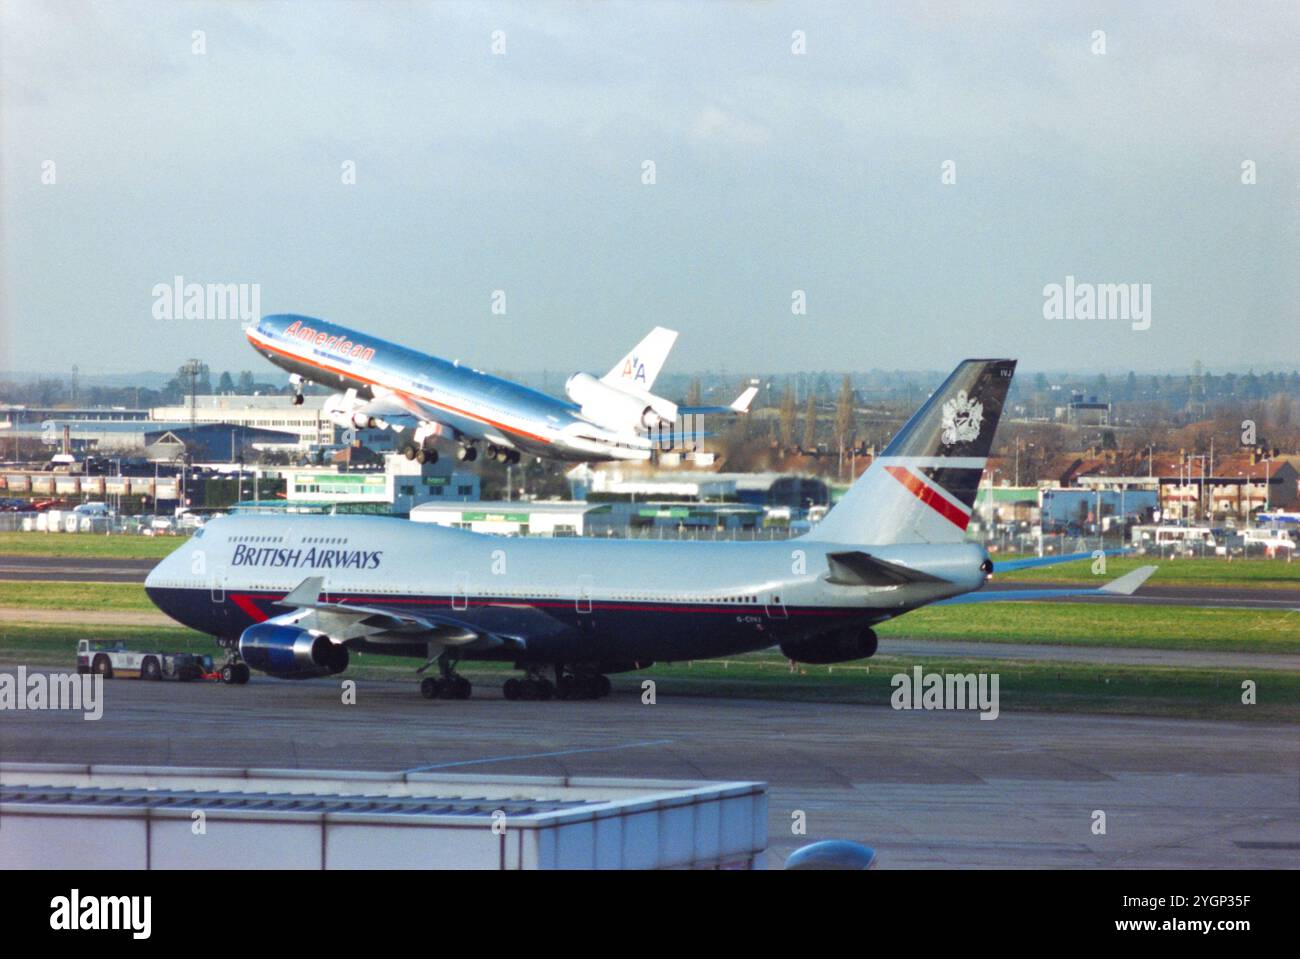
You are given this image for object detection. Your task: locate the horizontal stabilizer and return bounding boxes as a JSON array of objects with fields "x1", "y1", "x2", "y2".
[
  {"x1": 680, "y1": 384, "x2": 759, "y2": 416},
  {"x1": 936, "y1": 565, "x2": 1157, "y2": 604},
  {"x1": 1098, "y1": 564, "x2": 1158, "y2": 595},
  {"x1": 825, "y1": 551, "x2": 950, "y2": 587}
]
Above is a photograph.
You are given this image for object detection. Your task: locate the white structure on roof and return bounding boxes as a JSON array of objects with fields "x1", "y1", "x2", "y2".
[
  {"x1": 0, "y1": 763, "x2": 767, "y2": 870},
  {"x1": 411, "y1": 500, "x2": 601, "y2": 536}
]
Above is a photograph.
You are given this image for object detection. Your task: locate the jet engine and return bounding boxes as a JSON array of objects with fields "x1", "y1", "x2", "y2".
[
  {"x1": 238, "y1": 623, "x2": 349, "y2": 680},
  {"x1": 780, "y1": 627, "x2": 878, "y2": 664},
  {"x1": 564, "y1": 372, "x2": 677, "y2": 431}
]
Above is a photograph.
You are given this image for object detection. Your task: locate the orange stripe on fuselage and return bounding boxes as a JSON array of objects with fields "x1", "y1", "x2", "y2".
[{"x1": 247, "y1": 328, "x2": 554, "y2": 446}]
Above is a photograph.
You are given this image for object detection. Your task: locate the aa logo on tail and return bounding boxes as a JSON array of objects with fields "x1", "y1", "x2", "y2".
[{"x1": 621, "y1": 356, "x2": 648, "y2": 384}]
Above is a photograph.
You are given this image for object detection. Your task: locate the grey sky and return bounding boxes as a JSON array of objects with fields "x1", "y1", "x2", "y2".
[{"x1": 2, "y1": 0, "x2": 1297, "y2": 377}]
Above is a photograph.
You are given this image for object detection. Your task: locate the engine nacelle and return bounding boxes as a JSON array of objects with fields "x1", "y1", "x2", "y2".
[
  {"x1": 564, "y1": 372, "x2": 676, "y2": 431},
  {"x1": 238, "y1": 623, "x2": 349, "y2": 680},
  {"x1": 780, "y1": 627, "x2": 878, "y2": 664}
]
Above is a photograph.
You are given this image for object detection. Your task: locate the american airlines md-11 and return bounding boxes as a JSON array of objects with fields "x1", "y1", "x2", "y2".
[
  {"x1": 145, "y1": 359, "x2": 1154, "y2": 700},
  {"x1": 246, "y1": 314, "x2": 757, "y2": 465}
]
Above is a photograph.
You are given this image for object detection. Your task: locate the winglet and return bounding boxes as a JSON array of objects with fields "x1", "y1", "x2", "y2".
[
  {"x1": 1098, "y1": 565, "x2": 1157, "y2": 596},
  {"x1": 729, "y1": 384, "x2": 759, "y2": 413},
  {"x1": 276, "y1": 576, "x2": 325, "y2": 608}
]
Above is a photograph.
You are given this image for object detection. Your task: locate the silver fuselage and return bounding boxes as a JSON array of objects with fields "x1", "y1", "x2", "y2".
[{"x1": 145, "y1": 514, "x2": 989, "y2": 666}]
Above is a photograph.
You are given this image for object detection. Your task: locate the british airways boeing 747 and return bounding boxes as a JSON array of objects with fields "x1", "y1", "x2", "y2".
[{"x1": 145, "y1": 358, "x2": 1154, "y2": 700}]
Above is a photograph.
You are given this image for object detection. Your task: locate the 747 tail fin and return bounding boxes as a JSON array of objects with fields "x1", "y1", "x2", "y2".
[{"x1": 808, "y1": 359, "x2": 1016, "y2": 546}]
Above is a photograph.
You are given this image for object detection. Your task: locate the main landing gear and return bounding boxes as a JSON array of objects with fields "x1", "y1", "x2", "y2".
[
  {"x1": 216, "y1": 639, "x2": 251, "y2": 685},
  {"x1": 401, "y1": 441, "x2": 439, "y2": 465},
  {"x1": 290, "y1": 373, "x2": 305, "y2": 406},
  {"x1": 485, "y1": 444, "x2": 520, "y2": 465},
  {"x1": 502, "y1": 666, "x2": 611, "y2": 701},
  {"x1": 456, "y1": 443, "x2": 478, "y2": 462},
  {"x1": 419, "y1": 653, "x2": 471, "y2": 700}
]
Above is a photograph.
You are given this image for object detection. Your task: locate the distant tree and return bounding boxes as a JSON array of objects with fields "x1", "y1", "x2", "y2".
[
  {"x1": 778, "y1": 385, "x2": 797, "y2": 449},
  {"x1": 834, "y1": 374, "x2": 855, "y2": 452},
  {"x1": 685, "y1": 378, "x2": 702, "y2": 407},
  {"x1": 237, "y1": 371, "x2": 255, "y2": 393},
  {"x1": 801, "y1": 393, "x2": 818, "y2": 451},
  {"x1": 217, "y1": 371, "x2": 235, "y2": 393}
]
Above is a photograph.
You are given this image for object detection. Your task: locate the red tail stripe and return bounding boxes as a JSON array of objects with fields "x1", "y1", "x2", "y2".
[{"x1": 884, "y1": 465, "x2": 971, "y2": 530}]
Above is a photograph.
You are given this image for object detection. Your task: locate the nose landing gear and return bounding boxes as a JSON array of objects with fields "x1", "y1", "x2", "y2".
[{"x1": 216, "y1": 639, "x2": 251, "y2": 685}]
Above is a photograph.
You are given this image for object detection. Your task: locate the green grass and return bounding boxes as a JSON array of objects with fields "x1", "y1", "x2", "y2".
[
  {"x1": 1, "y1": 581, "x2": 1297, "y2": 654},
  {"x1": 0, "y1": 531, "x2": 186, "y2": 559},
  {"x1": 996, "y1": 555, "x2": 1300, "y2": 589},
  {"x1": 1, "y1": 624, "x2": 1293, "y2": 721},
  {"x1": 0, "y1": 581, "x2": 158, "y2": 612},
  {"x1": 636, "y1": 652, "x2": 1299, "y2": 722},
  {"x1": 877, "y1": 603, "x2": 1300, "y2": 653}
]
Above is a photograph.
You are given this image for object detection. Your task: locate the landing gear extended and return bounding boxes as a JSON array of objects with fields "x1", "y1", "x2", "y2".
[
  {"x1": 216, "y1": 639, "x2": 251, "y2": 685},
  {"x1": 419, "y1": 653, "x2": 471, "y2": 700},
  {"x1": 502, "y1": 666, "x2": 611, "y2": 701},
  {"x1": 401, "y1": 441, "x2": 439, "y2": 465},
  {"x1": 486, "y1": 444, "x2": 520, "y2": 465}
]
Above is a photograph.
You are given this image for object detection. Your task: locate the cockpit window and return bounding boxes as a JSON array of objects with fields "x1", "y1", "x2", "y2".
[{"x1": 193, "y1": 528, "x2": 204, "y2": 539}]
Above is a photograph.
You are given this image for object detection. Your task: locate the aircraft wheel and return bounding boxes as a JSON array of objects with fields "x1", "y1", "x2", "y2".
[
  {"x1": 234, "y1": 663, "x2": 251, "y2": 685},
  {"x1": 503, "y1": 678, "x2": 522, "y2": 701},
  {"x1": 403, "y1": 445, "x2": 417, "y2": 460},
  {"x1": 534, "y1": 679, "x2": 554, "y2": 701},
  {"x1": 415, "y1": 448, "x2": 427, "y2": 464},
  {"x1": 451, "y1": 676, "x2": 471, "y2": 699},
  {"x1": 221, "y1": 664, "x2": 235, "y2": 684},
  {"x1": 458, "y1": 446, "x2": 477, "y2": 462},
  {"x1": 424, "y1": 448, "x2": 439, "y2": 465},
  {"x1": 292, "y1": 394, "x2": 304, "y2": 406},
  {"x1": 420, "y1": 677, "x2": 440, "y2": 700},
  {"x1": 598, "y1": 675, "x2": 611, "y2": 698}
]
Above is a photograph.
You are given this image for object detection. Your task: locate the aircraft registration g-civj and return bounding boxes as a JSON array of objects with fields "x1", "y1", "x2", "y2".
[
  {"x1": 145, "y1": 358, "x2": 1155, "y2": 700},
  {"x1": 245, "y1": 314, "x2": 757, "y2": 464}
]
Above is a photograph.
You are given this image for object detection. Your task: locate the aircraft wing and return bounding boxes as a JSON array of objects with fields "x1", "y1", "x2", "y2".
[
  {"x1": 680, "y1": 384, "x2": 759, "y2": 415},
  {"x1": 271, "y1": 576, "x2": 525, "y2": 653},
  {"x1": 935, "y1": 565, "x2": 1157, "y2": 604}
]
